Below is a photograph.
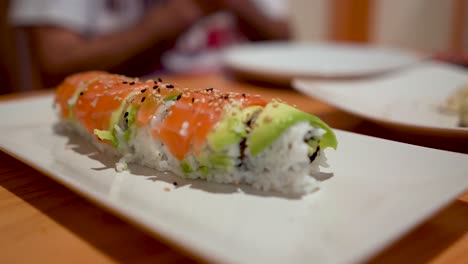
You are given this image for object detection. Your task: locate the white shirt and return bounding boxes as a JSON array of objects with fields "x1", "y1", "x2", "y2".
[{"x1": 9, "y1": 0, "x2": 145, "y2": 36}]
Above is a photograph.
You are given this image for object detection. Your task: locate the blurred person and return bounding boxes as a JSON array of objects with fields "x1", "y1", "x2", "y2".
[
  {"x1": 162, "y1": 0, "x2": 290, "y2": 72},
  {"x1": 8, "y1": 0, "x2": 289, "y2": 88}
]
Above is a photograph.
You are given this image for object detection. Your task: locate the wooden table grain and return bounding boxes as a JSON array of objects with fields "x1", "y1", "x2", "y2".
[{"x1": 0, "y1": 73, "x2": 467, "y2": 264}]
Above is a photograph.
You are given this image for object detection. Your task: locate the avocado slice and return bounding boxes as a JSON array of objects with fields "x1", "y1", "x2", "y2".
[
  {"x1": 94, "y1": 92, "x2": 139, "y2": 149},
  {"x1": 207, "y1": 105, "x2": 262, "y2": 152},
  {"x1": 248, "y1": 101, "x2": 337, "y2": 157},
  {"x1": 190, "y1": 105, "x2": 263, "y2": 172},
  {"x1": 122, "y1": 105, "x2": 139, "y2": 141}
]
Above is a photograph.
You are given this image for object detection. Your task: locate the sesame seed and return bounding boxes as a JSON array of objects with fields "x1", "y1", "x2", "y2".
[
  {"x1": 122, "y1": 81, "x2": 128, "y2": 84},
  {"x1": 191, "y1": 97, "x2": 195, "y2": 103},
  {"x1": 130, "y1": 81, "x2": 135, "y2": 85},
  {"x1": 153, "y1": 85, "x2": 158, "y2": 89},
  {"x1": 176, "y1": 94, "x2": 182, "y2": 100},
  {"x1": 205, "y1": 88, "x2": 214, "y2": 91},
  {"x1": 157, "y1": 88, "x2": 161, "y2": 93},
  {"x1": 242, "y1": 93, "x2": 246, "y2": 97},
  {"x1": 158, "y1": 78, "x2": 162, "y2": 82},
  {"x1": 173, "y1": 182, "x2": 178, "y2": 186},
  {"x1": 166, "y1": 84, "x2": 174, "y2": 88},
  {"x1": 141, "y1": 97, "x2": 146, "y2": 102},
  {"x1": 124, "y1": 112, "x2": 128, "y2": 117},
  {"x1": 79, "y1": 92, "x2": 84, "y2": 96},
  {"x1": 179, "y1": 121, "x2": 189, "y2": 136},
  {"x1": 141, "y1": 88, "x2": 147, "y2": 93}
]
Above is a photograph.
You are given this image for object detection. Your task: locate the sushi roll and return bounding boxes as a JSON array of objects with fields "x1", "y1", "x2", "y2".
[{"x1": 55, "y1": 71, "x2": 337, "y2": 194}]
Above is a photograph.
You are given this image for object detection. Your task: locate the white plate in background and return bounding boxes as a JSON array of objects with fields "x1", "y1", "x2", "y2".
[
  {"x1": 0, "y1": 95, "x2": 467, "y2": 264},
  {"x1": 293, "y1": 62, "x2": 468, "y2": 137},
  {"x1": 223, "y1": 41, "x2": 424, "y2": 84}
]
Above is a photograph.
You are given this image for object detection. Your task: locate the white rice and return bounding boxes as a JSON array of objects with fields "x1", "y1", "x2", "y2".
[
  {"x1": 242, "y1": 122, "x2": 325, "y2": 194},
  {"x1": 127, "y1": 120, "x2": 326, "y2": 194}
]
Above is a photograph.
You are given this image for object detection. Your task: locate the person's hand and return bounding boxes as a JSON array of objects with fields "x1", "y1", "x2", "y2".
[
  {"x1": 216, "y1": 0, "x2": 290, "y2": 40},
  {"x1": 217, "y1": 0, "x2": 251, "y2": 15},
  {"x1": 142, "y1": 0, "x2": 204, "y2": 38}
]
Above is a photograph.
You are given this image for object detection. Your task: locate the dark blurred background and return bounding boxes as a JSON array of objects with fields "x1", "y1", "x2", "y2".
[{"x1": 1, "y1": 0, "x2": 466, "y2": 94}]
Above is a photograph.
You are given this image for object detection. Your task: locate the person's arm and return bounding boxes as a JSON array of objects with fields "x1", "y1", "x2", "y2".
[
  {"x1": 31, "y1": 0, "x2": 203, "y2": 75},
  {"x1": 220, "y1": 0, "x2": 290, "y2": 41}
]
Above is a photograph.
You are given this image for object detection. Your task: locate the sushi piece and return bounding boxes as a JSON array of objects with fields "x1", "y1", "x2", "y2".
[{"x1": 55, "y1": 71, "x2": 337, "y2": 194}]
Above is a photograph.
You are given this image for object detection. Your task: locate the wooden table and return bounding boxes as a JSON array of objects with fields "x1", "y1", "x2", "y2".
[{"x1": 0, "y1": 73, "x2": 467, "y2": 263}]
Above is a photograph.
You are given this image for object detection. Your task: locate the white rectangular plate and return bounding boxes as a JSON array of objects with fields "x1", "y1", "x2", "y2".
[
  {"x1": 293, "y1": 62, "x2": 468, "y2": 137},
  {"x1": 1, "y1": 95, "x2": 467, "y2": 264}
]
